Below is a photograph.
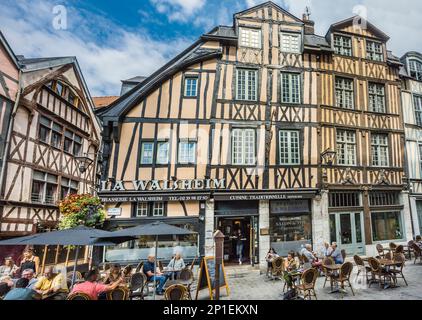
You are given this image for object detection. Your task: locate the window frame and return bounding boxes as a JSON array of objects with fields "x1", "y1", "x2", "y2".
[
  {"x1": 336, "y1": 129, "x2": 357, "y2": 166},
  {"x1": 366, "y1": 40, "x2": 384, "y2": 62},
  {"x1": 239, "y1": 27, "x2": 262, "y2": 49},
  {"x1": 178, "y1": 140, "x2": 197, "y2": 165},
  {"x1": 278, "y1": 130, "x2": 301, "y2": 165},
  {"x1": 335, "y1": 77, "x2": 355, "y2": 110},
  {"x1": 280, "y1": 72, "x2": 302, "y2": 104},
  {"x1": 231, "y1": 128, "x2": 257, "y2": 166},
  {"x1": 368, "y1": 82, "x2": 386, "y2": 113},
  {"x1": 413, "y1": 95, "x2": 422, "y2": 127},
  {"x1": 140, "y1": 141, "x2": 155, "y2": 165},
  {"x1": 333, "y1": 34, "x2": 353, "y2": 57},
  {"x1": 236, "y1": 68, "x2": 258, "y2": 102},
  {"x1": 31, "y1": 171, "x2": 58, "y2": 205},
  {"x1": 280, "y1": 32, "x2": 302, "y2": 54},
  {"x1": 184, "y1": 76, "x2": 199, "y2": 98},
  {"x1": 371, "y1": 211, "x2": 405, "y2": 243},
  {"x1": 156, "y1": 141, "x2": 170, "y2": 165},
  {"x1": 371, "y1": 133, "x2": 389, "y2": 167},
  {"x1": 409, "y1": 58, "x2": 422, "y2": 81},
  {"x1": 134, "y1": 202, "x2": 167, "y2": 218}
]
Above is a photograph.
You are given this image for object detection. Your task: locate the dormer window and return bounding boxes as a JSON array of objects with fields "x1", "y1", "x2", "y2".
[
  {"x1": 55, "y1": 82, "x2": 64, "y2": 96},
  {"x1": 239, "y1": 27, "x2": 261, "y2": 49},
  {"x1": 280, "y1": 32, "x2": 301, "y2": 54},
  {"x1": 409, "y1": 59, "x2": 422, "y2": 81},
  {"x1": 333, "y1": 35, "x2": 352, "y2": 56},
  {"x1": 366, "y1": 41, "x2": 383, "y2": 62}
]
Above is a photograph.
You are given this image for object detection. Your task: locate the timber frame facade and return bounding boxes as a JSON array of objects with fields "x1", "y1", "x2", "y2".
[
  {"x1": 0, "y1": 32, "x2": 102, "y2": 238},
  {"x1": 97, "y1": 2, "x2": 414, "y2": 269}
]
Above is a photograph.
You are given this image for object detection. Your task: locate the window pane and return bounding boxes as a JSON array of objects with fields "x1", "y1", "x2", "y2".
[
  {"x1": 335, "y1": 77, "x2": 354, "y2": 109},
  {"x1": 281, "y1": 73, "x2": 301, "y2": 104},
  {"x1": 39, "y1": 126, "x2": 50, "y2": 143},
  {"x1": 73, "y1": 142, "x2": 82, "y2": 156},
  {"x1": 185, "y1": 78, "x2": 198, "y2": 97},
  {"x1": 232, "y1": 129, "x2": 255, "y2": 165},
  {"x1": 368, "y1": 83, "x2": 385, "y2": 113},
  {"x1": 334, "y1": 35, "x2": 352, "y2": 56},
  {"x1": 157, "y1": 142, "x2": 169, "y2": 164},
  {"x1": 51, "y1": 132, "x2": 62, "y2": 148},
  {"x1": 237, "y1": 69, "x2": 257, "y2": 101},
  {"x1": 141, "y1": 142, "x2": 154, "y2": 165},
  {"x1": 371, "y1": 212, "x2": 403, "y2": 241},
  {"x1": 153, "y1": 202, "x2": 165, "y2": 216},
  {"x1": 279, "y1": 130, "x2": 300, "y2": 164},
  {"x1": 414, "y1": 95, "x2": 422, "y2": 126},
  {"x1": 336, "y1": 130, "x2": 356, "y2": 165},
  {"x1": 64, "y1": 138, "x2": 73, "y2": 153},
  {"x1": 240, "y1": 28, "x2": 261, "y2": 49},
  {"x1": 31, "y1": 181, "x2": 43, "y2": 203},
  {"x1": 281, "y1": 33, "x2": 301, "y2": 53},
  {"x1": 371, "y1": 133, "x2": 389, "y2": 167},
  {"x1": 45, "y1": 183, "x2": 57, "y2": 204},
  {"x1": 178, "y1": 142, "x2": 196, "y2": 164},
  {"x1": 136, "y1": 203, "x2": 148, "y2": 217}
]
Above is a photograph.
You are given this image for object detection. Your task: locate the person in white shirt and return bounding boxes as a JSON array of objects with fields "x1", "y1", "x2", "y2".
[{"x1": 167, "y1": 253, "x2": 186, "y2": 279}]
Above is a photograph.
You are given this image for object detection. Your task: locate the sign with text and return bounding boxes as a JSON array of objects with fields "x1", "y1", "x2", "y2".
[
  {"x1": 107, "y1": 208, "x2": 122, "y2": 216},
  {"x1": 195, "y1": 256, "x2": 229, "y2": 300},
  {"x1": 214, "y1": 192, "x2": 315, "y2": 201}
]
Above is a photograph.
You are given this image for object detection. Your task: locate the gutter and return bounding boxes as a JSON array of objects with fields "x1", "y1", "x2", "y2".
[{"x1": 0, "y1": 69, "x2": 23, "y2": 198}]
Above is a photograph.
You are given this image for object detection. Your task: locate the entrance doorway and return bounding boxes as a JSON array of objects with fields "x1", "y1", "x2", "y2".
[
  {"x1": 330, "y1": 212, "x2": 365, "y2": 255},
  {"x1": 215, "y1": 216, "x2": 259, "y2": 266}
]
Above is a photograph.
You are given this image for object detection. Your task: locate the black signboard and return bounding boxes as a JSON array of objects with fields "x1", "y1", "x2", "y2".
[{"x1": 195, "y1": 257, "x2": 229, "y2": 300}]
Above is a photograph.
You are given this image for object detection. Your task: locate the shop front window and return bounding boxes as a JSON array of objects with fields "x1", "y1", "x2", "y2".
[{"x1": 371, "y1": 211, "x2": 403, "y2": 242}]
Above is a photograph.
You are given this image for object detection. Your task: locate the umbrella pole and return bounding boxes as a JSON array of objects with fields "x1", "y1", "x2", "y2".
[
  {"x1": 71, "y1": 246, "x2": 80, "y2": 288},
  {"x1": 154, "y1": 235, "x2": 158, "y2": 301}
]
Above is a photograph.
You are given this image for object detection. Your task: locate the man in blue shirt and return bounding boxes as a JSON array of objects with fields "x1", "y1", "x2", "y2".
[
  {"x1": 330, "y1": 242, "x2": 344, "y2": 264},
  {"x1": 143, "y1": 255, "x2": 169, "y2": 295},
  {"x1": 4, "y1": 278, "x2": 40, "y2": 300}
]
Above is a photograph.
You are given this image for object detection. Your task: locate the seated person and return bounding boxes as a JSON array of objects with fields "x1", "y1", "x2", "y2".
[
  {"x1": 3, "y1": 278, "x2": 40, "y2": 300},
  {"x1": 143, "y1": 255, "x2": 169, "y2": 295},
  {"x1": 330, "y1": 242, "x2": 344, "y2": 264},
  {"x1": 103, "y1": 264, "x2": 122, "y2": 284},
  {"x1": 265, "y1": 248, "x2": 279, "y2": 276},
  {"x1": 283, "y1": 252, "x2": 298, "y2": 289},
  {"x1": 71, "y1": 269, "x2": 122, "y2": 300},
  {"x1": 302, "y1": 244, "x2": 322, "y2": 268},
  {"x1": 4, "y1": 269, "x2": 38, "y2": 290},
  {"x1": 167, "y1": 253, "x2": 186, "y2": 279},
  {"x1": 0, "y1": 257, "x2": 19, "y2": 281},
  {"x1": 34, "y1": 266, "x2": 68, "y2": 300},
  {"x1": 321, "y1": 242, "x2": 333, "y2": 257},
  {"x1": 415, "y1": 235, "x2": 422, "y2": 249}
]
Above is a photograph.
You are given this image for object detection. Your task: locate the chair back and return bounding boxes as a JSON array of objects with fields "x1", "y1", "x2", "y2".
[
  {"x1": 178, "y1": 268, "x2": 194, "y2": 282},
  {"x1": 158, "y1": 261, "x2": 164, "y2": 272},
  {"x1": 408, "y1": 240, "x2": 414, "y2": 247},
  {"x1": 385, "y1": 252, "x2": 392, "y2": 260},
  {"x1": 340, "y1": 262, "x2": 353, "y2": 279},
  {"x1": 272, "y1": 257, "x2": 284, "y2": 276},
  {"x1": 190, "y1": 257, "x2": 197, "y2": 270},
  {"x1": 393, "y1": 252, "x2": 405, "y2": 266},
  {"x1": 301, "y1": 268, "x2": 318, "y2": 287},
  {"x1": 368, "y1": 257, "x2": 381, "y2": 272},
  {"x1": 376, "y1": 244, "x2": 384, "y2": 254},
  {"x1": 67, "y1": 271, "x2": 83, "y2": 281},
  {"x1": 411, "y1": 243, "x2": 422, "y2": 256},
  {"x1": 67, "y1": 292, "x2": 92, "y2": 300},
  {"x1": 123, "y1": 265, "x2": 133, "y2": 277},
  {"x1": 353, "y1": 255, "x2": 364, "y2": 267},
  {"x1": 341, "y1": 249, "x2": 346, "y2": 261},
  {"x1": 301, "y1": 254, "x2": 309, "y2": 263},
  {"x1": 322, "y1": 257, "x2": 334, "y2": 266},
  {"x1": 135, "y1": 261, "x2": 144, "y2": 273},
  {"x1": 107, "y1": 287, "x2": 129, "y2": 300},
  {"x1": 164, "y1": 284, "x2": 188, "y2": 300},
  {"x1": 395, "y1": 245, "x2": 404, "y2": 254},
  {"x1": 130, "y1": 272, "x2": 146, "y2": 292},
  {"x1": 389, "y1": 242, "x2": 397, "y2": 250}
]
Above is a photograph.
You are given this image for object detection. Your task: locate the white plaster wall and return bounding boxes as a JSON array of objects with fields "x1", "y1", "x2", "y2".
[{"x1": 312, "y1": 191, "x2": 329, "y2": 254}]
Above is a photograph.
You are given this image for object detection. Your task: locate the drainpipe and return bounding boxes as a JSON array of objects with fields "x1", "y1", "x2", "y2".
[{"x1": 0, "y1": 69, "x2": 23, "y2": 198}]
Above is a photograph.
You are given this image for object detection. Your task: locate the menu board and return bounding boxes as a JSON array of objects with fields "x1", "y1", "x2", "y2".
[{"x1": 195, "y1": 257, "x2": 229, "y2": 300}]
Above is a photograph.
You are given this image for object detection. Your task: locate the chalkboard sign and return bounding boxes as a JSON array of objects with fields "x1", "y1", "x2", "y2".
[{"x1": 195, "y1": 256, "x2": 229, "y2": 300}]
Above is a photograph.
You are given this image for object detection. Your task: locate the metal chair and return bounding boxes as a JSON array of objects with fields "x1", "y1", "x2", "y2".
[
  {"x1": 135, "y1": 261, "x2": 144, "y2": 273},
  {"x1": 395, "y1": 245, "x2": 404, "y2": 254},
  {"x1": 178, "y1": 268, "x2": 194, "y2": 300},
  {"x1": 66, "y1": 292, "x2": 92, "y2": 300},
  {"x1": 322, "y1": 257, "x2": 334, "y2": 288},
  {"x1": 271, "y1": 257, "x2": 284, "y2": 280},
  {"x1": 376, "y1": 244, "x2": 385, "y2": 259},
  {"x1": 330, "y1": 262, "x2": 355, "y2": 297},
  {"x1": 107, "y1": 287, "x2": 129, "y2": 300},
  {"x1": 353, "y1": 255, "x2": 371, "y2": 284},
  {"x1": 368, "y1": 258, "x2": 392, "y2": 289},
  {"x1": 411, "y1": 243, "x2": 422, "y2": 264},
  {"x1": 389, "y1": 242, "x2": 397, "y2": 250},
  {"x1": 341, "y1": 249, "x2": 347, "y2": 261},
  {"x1": 296, "y1": 268, "x2": 318, "y2": 300},
  {"x1": 129, "y1": 272, "x2": 147, "y2": 300},
  {"x1": 164, "y1": 284, "x2": 189, "y2": 300},
  {"x1": 389, "y1": 253, "x2": 408, "y2": 286}
]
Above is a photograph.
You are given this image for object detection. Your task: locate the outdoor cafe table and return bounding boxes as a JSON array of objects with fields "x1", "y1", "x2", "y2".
[
  {"x1": 377, "y1": 259, "x2": 400, "y2": 289},
  {"x1": 164, "y1": 279, "x2": 191, "y2": 289},
  {"x1": 322, "y1": 264, "x2": 344, "y2": 294}
]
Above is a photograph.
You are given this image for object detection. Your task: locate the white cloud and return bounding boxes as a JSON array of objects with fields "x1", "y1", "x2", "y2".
[
  {"x1": 150, "y1": 0, "x2": 206, "y2": 22},
  {"x1": 0, "y1": 0, "x2": 191, "y2": 96}
]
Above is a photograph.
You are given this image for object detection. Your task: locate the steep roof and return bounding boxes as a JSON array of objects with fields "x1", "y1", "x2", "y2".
[
  {"x1": 234, "y1": 1, "x2": 303, "y2": 24},
  {"x1": 303, "y1": 34, "x2": 332, "y2": 52},
  {"x1": 122, "y1": 76, "x2": 148, "y2": 84},
  {"x1": 328, "y1": 16, "x2": 390, "y2": 41},
  {"x1": 0, "y1": 30, "x2": 19, "y2": 68},
  {"x1": 92, "y1": 96, "x2": 119, "y2": 109}
]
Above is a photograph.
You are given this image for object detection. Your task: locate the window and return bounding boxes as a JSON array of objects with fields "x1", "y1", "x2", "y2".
[
  {"x1": 140, "y1": 142, "x2": 154, "y2": 165},
  {"x1": 333, "y1": 35, "x2": 352, "y2": 56},
  {"x1": 135, "y1": 202, "x2": 166, "y2": 217},
  {"x1": 239, "y1": 28, "x2": 261, "y2": 49},
  {"x1": 336, "y1": 130, "x2": 356, "y2": 165},
  {"x1": 38, "y1": 116, "x2": 51, "y2": 144},
  {"x1": 419, "y1": 144, "x2": 422, "y2": 174},
  {"x1": 335, "y1": 77, "x2": 354, "y2": 109},
  {"x1": 232, "y1": 129, "x2": 256, "y2": 165},
  {"x1": 371, "y1": 212, "x2": 403, "y2": 241},
  {"x1": 281, "y1": 73, "x2": 301, "y2": 104},
  {"x1": 31, "y1": 171, "x2": 57, "y2": 205},
  {"x1": 414, "y1": 95, "x2": 422, "y2": 126},
  {"x1": 236, "y1": 69, "x2": 257, "y2": 101},
  {"x1": 156, "y1": 142, "x2": 169, "y2": 165},
  {"x1": 136, "y1": 203, "x2": 148, "y2": 217},
  {"x1": 38, "y1": 116, "x2": 63, "y2": 148},
  {"x1": 178, "y1": 141, "x2": 196, "y2": 164},
  {"x1": 369, "y1": 192, "x2": 400, "y2": 207},
  {"x1": 366, "y1": 41, "x2": 383, "y2": 61},
  {"x1": 73, "y1": 135, "x2": 82, "y2": 156},
  {"x1": 368, "y1": 83, "x2": 386, "y2": 113},
  {"x1": 280, "y1": 32, "x2": 301, "y2": 53},
  {"x1": 55, "y1": 82, "x2": 64, "y2": 96},
  {"x1": 63, "y1": 130, "x2": 82, "y2": 156},
  {"x1": 409, "y1": 59, "x2": 422, "y2": 81},
  {"x1": 279, "y1": 130, "x2": 300, "y2": 165},
  {"x1": 371, "y1": 133, "x2": 389, "y2": 167},
  {"x1": 329, "y1": 192, "x2": 361, "y2": 208},
  {"x1": 184, "y1": 77, "x2": 198, "y2": 97},
  {"x1": 68, "y1": 91, "x2": 79, "y2": 107},
  {"x1": 60, "y1": 178, "x2": 78, "y2": 199}
]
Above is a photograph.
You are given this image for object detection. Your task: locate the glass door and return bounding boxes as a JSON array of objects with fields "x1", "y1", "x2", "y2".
[{"x1": 330, "y1": 212, "x2": 365, "y2": 255}]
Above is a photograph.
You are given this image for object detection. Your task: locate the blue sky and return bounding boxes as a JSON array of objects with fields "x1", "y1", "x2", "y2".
[{"x1": 1, "y1": 0, "x2": 421, "y2": 96}]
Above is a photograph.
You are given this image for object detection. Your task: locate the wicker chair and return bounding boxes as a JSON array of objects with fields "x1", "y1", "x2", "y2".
[
  {"x1": 164, "y1": 284, "x2": 189, "y2": 300},
  {"x1": 353, "y1": 255, "x2": 372, "y2": 284},
  {"x1": 128, "y1": 272, "x2": 147, "y2": 300},
  {"x1": 406, "y1": 241, "x2": 415, "y2": 260},
  {"x1": 385, "y1": 252, "x2": 392, "y2": 260},
  {"x1": 107, "y1": 287, "x2": 129, "y2": 300},
  {"x1": 296, "y1": 268, "x2": 318, "y2": 300},
  {"x1": 66, "y1": 292, "x2": 92, "y2": 300},
  {"x1": 376, "y1": 244, "x2": 385, "y2": 259},
  {"x1": 395, "y1": 245, "x2": 404, "y2": 254},
  {"x1": 368, "y1": 258, "x2": 392, "y2": 289},
  {"x1": 322, "y1": 257, "x2": 335, "y2": 288},
  {"x1": 271, "y1": 257, "x2": 284, "y2": 280},
  {"x1": 411, "y1": 243, "x2": 422, "y2": 264},
  {"x1": 389, "y1": 253, "x2": 407, "y2": 286},
  {"x1": 341, "y1": 249, "x2": 347, "y2": 261},
  {"x1": 330, "y1": 262, "x2": 354, "y2": 297},
  {"x1": 178, "y1": 268, "x2": 194, "y2": 300},
  {"x1": 135, "y1": 261, "x2": 144, "y2": 273}
]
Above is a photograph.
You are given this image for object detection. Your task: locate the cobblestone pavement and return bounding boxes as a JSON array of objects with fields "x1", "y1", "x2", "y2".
[{"x1": 148, "y1": 262, "x2": 422, "y2": 300}]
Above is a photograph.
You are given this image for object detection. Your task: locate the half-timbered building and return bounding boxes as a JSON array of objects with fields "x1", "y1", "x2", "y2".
[
  {"x1": 0, "y1": 34, "x2": 102, "y2": 239},
  {"x1": 401, "y1": 51, "x2": 422, "y2": 236},
  {"x1": 311, "y1": 17, "x2": 413, "y2": 256}
]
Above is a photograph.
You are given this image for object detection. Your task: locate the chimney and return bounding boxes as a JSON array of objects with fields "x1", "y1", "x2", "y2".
[{"x1": 302, "y1": 13, "x2": 315, "y2": 35}]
